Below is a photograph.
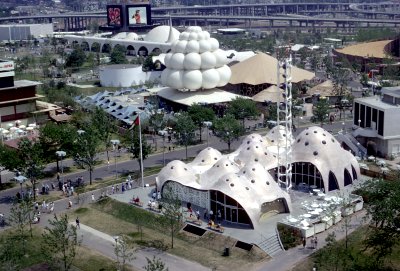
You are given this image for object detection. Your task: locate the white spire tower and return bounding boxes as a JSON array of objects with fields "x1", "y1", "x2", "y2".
[{"x1": 277, "y1": 56, "x2": 293, "y2": 191}]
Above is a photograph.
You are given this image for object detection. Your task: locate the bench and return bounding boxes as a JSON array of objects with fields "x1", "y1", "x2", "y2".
[
  {"x1": 130, "y1": 200, "x2": 143, "y2": 207},
  {"x1": 208, "y1": 222, "x2": 224, "y2": 233},
  {"x1": 186, "y1": 217, "x2": 202, "y2": 226}
]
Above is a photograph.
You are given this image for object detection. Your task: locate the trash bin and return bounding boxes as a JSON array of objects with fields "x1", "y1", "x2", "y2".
[{"x1": 223, "y1": 247, "x2": 230, "y2": 257}]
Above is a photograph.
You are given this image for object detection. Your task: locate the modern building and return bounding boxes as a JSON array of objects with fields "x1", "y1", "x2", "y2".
[
  {"x1": 99, "y1": 64, "x2": 162, "y2": 87},
  {"x1": 353, "y1": 89, "x2": 400, "y2": 157},
  {"x1": 156, "y1": 126, "x2": 360, "y2": 229},
  {"x1": 0, "y1": 24, "x2": 53, "y2": 41},
  {"x1": 0, "y1": 60, "x2": 59, "y2": 128}
]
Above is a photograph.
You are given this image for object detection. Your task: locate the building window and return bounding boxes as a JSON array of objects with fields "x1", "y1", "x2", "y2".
[{"x1": 378, "y1": 110, "x2": 384, "y2": 136}]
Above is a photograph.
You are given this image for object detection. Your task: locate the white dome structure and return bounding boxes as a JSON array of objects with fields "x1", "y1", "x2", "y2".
[
  {"x1": 191, "y1": 147, "x2": 222, "y2": 166},
  {"x1": 144, "y1": 25, "x2": 180, "y2": 43},
  {"x1": 126, "y1": 32, "x2": 139, "y2": 40},
  {"x1": 292, "y1": 126, "x2": 360, "y2": 192},
  {"x1": 265, "y1": 125, "x2": 294, "y2": 146},
  {"x1": 160, "y1": 26, "x2": 232, "y2": 90}
]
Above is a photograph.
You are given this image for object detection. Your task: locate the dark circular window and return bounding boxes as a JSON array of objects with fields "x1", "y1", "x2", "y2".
[
  {"x1": 297, "y1": 139, "x2": 301, "y2": 143},
  {"x1": 170, "y1": 166, "x2": 174, "y2": 169},
  {"x1": 331, "y1": 138, "x2": 335, "y2": 143},
  {"x1": 184, "y1": 168, "x2": 187, "y2": 171},
  {"x1": 217, "y1": 165, "x2": 220, "y2": 167},
  {"x1": 264, "y1": 152, "x2": 268, "y2": 155},
  {"x1": 247, "y1": 141, "x2": 250, "y2": 144},
  {"x1": 314, "y1": 131, "x2": 317, "y2": 134},
  {"x1": 255, "y1": 158, "x2": 259, "y2": 162},
  {"x1": 256, "y1": 146, "x2": 259, "y2": 149},
  {"x1": 272, "y1": 131, "x2": 275, "y2": 134},
  {"x1": 225, "y1": 164, "x2": 228, "y2": 167},
  {"x1": 251, "y1": 179, "x2": 255, "y2": 183},
  {"x1": 283, "y1": 134, "x2": 286, "y2": 137},
  {"x1": 243, "y1": 171, "x2": 246, "y2": 174},
  {"x1": 322, "y1": 140, "x2": 326, "y2": 145},
  {"x1": 323, "y1": 133, "x2": 326, "y2": 136},
  {"x1": 266, "y1": 181, "x2": 270, "y2": 185},
  {"x1": 214, "y1": 157, "x2": 218, "y2": 160},
  {"x1": 252, "y1": 168, "x2": 255, "y2": 171},
  {"x1": 271, "y1": 140, "x2": 275, "y2": 143},
  {"x1": 260, "y1": 139, "x2": 263, "y2": 142},
  {"x1": 226, "y1": 178, "x2": 229, "y2": 182},
  {"x1": 313, "y1": 151, "x2": 318, "y2": 156},
  {"x1": 246, "y1": 187, "x2": 249, "y2": 190},
  {"x1": 231, "y1": 163, "x2": 234, "y2": 165},
  {"x1": 305, "y1": 142, "x2": 309, "y2": 146},
  {"x1": 247, "y1": 147, "x2": 250, "y2": 150},
  {"x1": 201, "y1": 159, "x2": 205, "y2": 162},
  {"x1": 230, "y1": 183, "x2": 234, "y2": 187},
  {"x1": 306, "y1": 133, "x2": 309, "y2": 135}
]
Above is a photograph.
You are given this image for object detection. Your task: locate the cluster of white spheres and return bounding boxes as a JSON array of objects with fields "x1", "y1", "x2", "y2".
[{"x1": 161, "y1": 26, "x2": 232, "y2": 90}]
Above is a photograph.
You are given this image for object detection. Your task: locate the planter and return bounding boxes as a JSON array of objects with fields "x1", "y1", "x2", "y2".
[
  {"x1": 333, "y1": 211, "x2": 342, "y2": 224},
  {"x1": 321, "y1": 216, "x2": 333, "y2": 229},
  {"x1": 341, "y1": 206, "x2": 354, "y2": 217},
  {"x1": 354, "y1": 200, "x2": 364, "y2": 212}
]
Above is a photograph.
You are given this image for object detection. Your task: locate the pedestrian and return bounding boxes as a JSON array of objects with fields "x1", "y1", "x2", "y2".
[
  {"x1": 314, "y1": 236, "x2": 318, "y2": 249},
  {"x1": 302, "y1": 237, "x2": 306, "y2": 249},
  {"x1": 152, "y1": 191, "x2": 156, "y2": 200},
  {"x1": 67, "y1": 200, "x2": 72, "y2": 209},
  {"x1": 111, "y1": 185, "x2": 115, "y2": 194},
  {"x1": 116, "y1": 184, "x2": 119, "y2": 193},
  {"x1": 76, "y1": 217, "x2": 80, "y2": 229},
  {"x1": 204, "y1": 209, "x2": 208, "y2": 220},
  {"x1": 122, "y1": 184, "x2": 125, "y2": 193},
  {"x1": 209, "y1": 209, "x2": 214, "y2": 221},
  {"x1": 91, "y1": 193, "x2": 95, "y2": 202},
  {"x1": 196, "y1": 210, "x2": 200, "y2": 221}
]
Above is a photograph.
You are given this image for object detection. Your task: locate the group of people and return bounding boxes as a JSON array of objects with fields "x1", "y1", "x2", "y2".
[
  {"x1": 203, "y1": 209, "x2": 223, "y2": 224},
  {"x1": 110, "y1": 177, "x2": 134, "y2": 195},
  {"x1": 302, "y1": 236, "x2": 318, "y2": 249}
]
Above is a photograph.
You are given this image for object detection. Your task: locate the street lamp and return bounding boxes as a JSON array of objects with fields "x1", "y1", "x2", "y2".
[
  {"x1": 342, "y1": 122, "x2": 346, "y2": 134},
  {"x1": 56, "y1": 150, "x2": 66, "y2": 183},
  {"x1": 162, "y1": 134, "x2": 166, "y2": 166},
  {"x1": 358, "y1": 119, "x2": 361, "y2": 127},
  {"x1": 110, "y1": 139, "x2": 120, "y2": 180}
]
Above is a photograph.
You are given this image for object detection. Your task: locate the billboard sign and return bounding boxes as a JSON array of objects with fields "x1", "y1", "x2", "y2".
[
  {"x1": 0, "y1": 61, "x2": 14, "y2": 72},
  {"x1": 107, "y1": 5, "x2": 124, "y2": 27},
  {"x1": 127, "y1": 4, "x2": 151, "y2": 26}
]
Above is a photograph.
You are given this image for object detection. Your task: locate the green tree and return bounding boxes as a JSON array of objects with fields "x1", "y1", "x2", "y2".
[
  {"x1": 114, "y1": 235, "x2": 135, "y2": 271},
  {"x1": 188, "y1": 103, "x2": 215, "y2": 143},
  {"x1": 311, "y1": 99, "x2": 330, "y2": 127},
  {"x1": 212, "y1": 114, "x2": 244, "y2": 152},
  {"x1": 39, "y1": 123, "x2": 77, "y2": 163},
  {"x1": 90, "y1": 107, "x2": 116, "y2": 163},
  {"x1": 158, "y1": 186, "x2": 183, "y2": 249},
  {"x1": 144, "y1": 256, "x2": 169, "y2": 271},
  {"x1": 66, "y1": 46, "x2": 86, "y2": 68},
  {"x1": 226, "y1": 97, "x2": 259, "y2": 128},
  {"x1": 17, "y1": 139, "x2": 45, "y2": 201},
  {"x1": 358, "y1": 178, "x2": 400, "y2": 264},
  {"x1": 110, "y1": 45, "x2": 127, "y2": 64},
  {"x1": 142, "y1": 54, "x2": 154, "y2": 72},
  {"x1": 73, "y1": 128, "x2": 100, "y2": 185},
  {"x1": 148, "y1": 113, "x2": 167, "y2": 151},
  {"x1": 173, "y1": 112, "x2": 196, "y2": 159},
  {"x1": 0, "y1": 145, "x2": 22, "y2": 185},
  {"x1": 41, "y1": 214, "x2": 80, "y2": 271},
  {"x1": 8, "y1": 199, "x2": 35, "y2": 238}
]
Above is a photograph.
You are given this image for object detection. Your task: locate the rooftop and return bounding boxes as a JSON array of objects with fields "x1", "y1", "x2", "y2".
[
  {"x1": 335, "y1": 40, "x2": 393, "y2": 59},
  {"x1": 355, "y1": 95, "x2": 400, "y2": 110}
]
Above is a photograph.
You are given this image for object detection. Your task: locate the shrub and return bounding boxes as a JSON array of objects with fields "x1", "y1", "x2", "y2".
[{"x1": 277, "y1": 223, "x2": 302, "y2": 250}]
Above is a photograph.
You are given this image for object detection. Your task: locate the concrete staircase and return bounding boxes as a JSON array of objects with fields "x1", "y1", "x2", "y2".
[
  {"x1": 257, "y1": 233, "x2": 284, "y2": 257},
  {"x1": 336, "y1": 133, "x2": 367, "y2": 157}
]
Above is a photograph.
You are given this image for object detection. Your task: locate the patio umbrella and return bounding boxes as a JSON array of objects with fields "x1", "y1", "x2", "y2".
[
  {"x1": 18, "y1": 125, "x2": 26, "y2": 129},
  {"x1": 15, "y1": 120, "x2": 22, "y2": 124},
  {"x1": 7, "y1": 123, "x2": 13, "y2": 127},
  {"x1": 26, "y1": 127, "x2": 34, "y2": 131},
  {"x1": 2, "y1": 130, "x2": 9, "y2": 134}
]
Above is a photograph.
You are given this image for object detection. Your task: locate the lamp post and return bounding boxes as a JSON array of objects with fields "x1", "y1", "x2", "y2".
[
  {"x1": 358, "y1": 119, "x2": 361, "y2": 127},
  {"x1": 342, "y1": 122, "x2": 346, "y2": 134},
  {"x1": 55, "y1": 150, "x2": 66, "y2": 183},
  {"x1": 162, "y1": 134, "x2": 166, "y2": 166},
  {"x1": 110, "y1": 139, "x2": 120, "y2": 180}
]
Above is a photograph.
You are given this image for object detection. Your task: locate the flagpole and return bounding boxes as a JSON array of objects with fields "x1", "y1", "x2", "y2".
[{"x1": 138, "y1": 114, "x2": 144, "y2": 188}]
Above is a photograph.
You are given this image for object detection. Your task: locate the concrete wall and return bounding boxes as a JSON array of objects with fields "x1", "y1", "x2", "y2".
[{"x1": 100, "y1": 65, "x2": 162, "y2": 87}]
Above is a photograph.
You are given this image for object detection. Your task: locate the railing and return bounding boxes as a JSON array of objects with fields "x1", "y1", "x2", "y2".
[{"x1": 275, "y1": 226, "x2": 285, "y2": 251}]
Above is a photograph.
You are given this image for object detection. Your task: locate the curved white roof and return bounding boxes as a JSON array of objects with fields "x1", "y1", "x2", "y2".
[
  {"x1": 190, "y1": 147, "x2": 222, "y2": 166},
  {"x1": 235, "y1": 141, "x2": 277, "y2": 169},
  {"x1": 201, "y1": 157, "x2": 240, "y2": 186},
  {"x1": 126, "y1": 32, "x2": 139, "y2": 41},
  {"x1": 265, "y1": 125, "x2": 294, "y2": 146},
  {"x1": 144, "y1": 25, "x2": 180, "y2": 43},
  {"x1": 157, "y1": 160, "x2": 200, "y2": 188},
  {"x1": 292, "y1": 126, "x2": 360, "y2": 191}
]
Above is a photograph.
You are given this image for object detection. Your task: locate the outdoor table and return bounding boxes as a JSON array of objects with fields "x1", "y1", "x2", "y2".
[
  {"x1": 311, "y1": 203, "x2": 319, "y2": 208},
  {"x1": 303, "y1": 214, "x2": 312, "y2": 218}
]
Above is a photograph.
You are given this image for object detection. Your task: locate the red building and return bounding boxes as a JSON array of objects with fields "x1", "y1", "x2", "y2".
[{"x1": 0, "y1": 60, "x2": 59, "y2": 126}]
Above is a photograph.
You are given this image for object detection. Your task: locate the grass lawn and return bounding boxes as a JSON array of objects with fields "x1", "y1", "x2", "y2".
[
  {"x1": 290, "y1": 226, "x2": 400, "y2": 271},
  {"x1": 0, "y1": 226, "x2": 121, "y2": 271},
  {"x1": 72, "y1": 198, "x2": 269, "y2": 271}
]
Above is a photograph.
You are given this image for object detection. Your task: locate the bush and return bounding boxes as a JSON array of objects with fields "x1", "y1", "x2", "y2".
[{"x1": 277, "y1": 223, "x2": 302, "y2": 250}]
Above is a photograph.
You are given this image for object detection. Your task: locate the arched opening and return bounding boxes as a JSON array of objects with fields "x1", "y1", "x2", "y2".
[
  {"x1": 71, "y1": 40, "x2": 80, "y2": 48},
  {"x1": 328, "y1": 171, "x2": 339, "y2": 191},
  {"x1": 367, "y1": 141, "x2": 377, "y2": 156},
  {"x1": 210, "y1": 190, "x2": 253, "y2": 228},
  {"x1": 152, "y1": 47, "x2": 162, "y2": 56},
  {"x1": 91, "y1": 42, "x2": 101, "y2": 52},
  {"x1": 80, "y1": 41, "x2": 90, "y2": 51},
  {"x1": 351, "y1": 165, "x2": 358, "y2": 181},
  {"x1": 291, "y1": 162, "x2": 324, "y2": 191},
  {"x1": 127, "y1": 45, "x2": 136, "y2": 56},
  {"x1": 138, "y1": 46, "x2": 148, "y2": 56},
  {"x1": 101, "y1": 43, "x2": 111, "y2": 53},
  {"x1": 344, "y1": 168, "x2": 352, "y2": 186}
]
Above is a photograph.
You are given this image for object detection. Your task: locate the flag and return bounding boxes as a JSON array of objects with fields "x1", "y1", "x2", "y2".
[{"x1": 129, "y1": 115, "x2": 140, "y2": 130}]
